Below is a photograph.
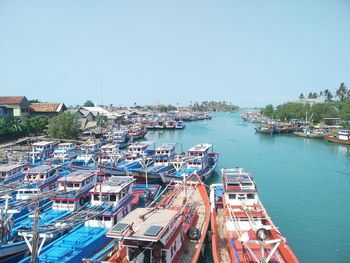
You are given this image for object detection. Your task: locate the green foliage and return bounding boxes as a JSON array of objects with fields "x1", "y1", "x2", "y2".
[
  {"x1": 28, "y1": 99, "x2": 41, "y2": 104},
  {"x1": 0, "y1": 118, "x2": 8, "y2": 135},
  {"x1": 159, "y1": 105, "x2": 177, "y2": 113},
  {"x1": 260, "y1": 104, "x2": 274, "y2": 118},
  {"x1": 83, "y1": 100, "x2": 95, "y2": 107},
  {"x1": 48, "y1": 112, "x2": 80, "y2": 139},
  {"x1": 96, "y1": 115, "x2": 108, "y2": 128},
  {"x1": 311, "y1": 103, "x2": 338, "y2": 122},
  {"x1": 274, "y1": 103, "x2": 311, "y2": 121},
  {"x1": 26, "y1": 115, "x2": 49, "y2": 135},
  {"x1": 192, "y1": 101, "x2": 238, "y2": 112},
  {"x1": 336, "y1": 83, "x2": 348, "y2": 101}
]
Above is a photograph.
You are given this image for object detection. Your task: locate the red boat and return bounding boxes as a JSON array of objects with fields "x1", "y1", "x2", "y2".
[
  {"x1": 127, "y1": 126, "x2": 147, "y2": 141},
  {"x1": 210, "y1": 168, "x2": 299, "y2": 263},
  {"x1": 105, "y1": 174, "x2": 210, "y2": 263}
]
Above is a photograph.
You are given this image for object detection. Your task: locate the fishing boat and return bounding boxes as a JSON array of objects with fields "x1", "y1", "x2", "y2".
[
  {"x1": 154, "y1": 121, "x2": 165, "y2": 129},
  {"x1": 127, "y1": 126, "x2": 147, "y2": 141},
  {"x1": 15, "y1": 164, "x2": 64, "y2": 201},
  {"x1": 165, "y1": 120, "x2": 176, "y2": 129},
  {"x1": 80, "y1": 143, "x2": 100, "y2": 154},
  {"x1": 28, "y1": 141, "x2": 56, "y2": 165},
  {"x1": 112, "y1": 130, "x2": 130, "y2": 149},
  {"x1": 255, "y1": 124, "x2": 280, "y2": 135},
  {"x1": 293, "y1": 127, "x2": 324, "y2": 139},
  {"x1": 160, "y1": 143, "x2": 219, "y2": 183},
  {"x1": 210, "y1": 168, "x2": 299, "y2": 263},
  {"x1": 105, "y1": 174, "x2": 210, "y2": 263},
  {"x1": 175, "y1": 120, "x2": 186, "y2": 129},
  {"x1": 324, "y1": 129, "x2": 350, "y2": 144},
  {"x1": 1, "y1": 170, "x2": 96, "y2": 263},
  {"x1": 0, "y1": 163, "x2": 26, "y2": 185},
  {"x1": 53, "y1": 143, "x2": 77, "y2": 162},
  {"x1": 71, "y1": 154, "x2": 97, "y2": 170},
  {"x1": 101, "y1": 142, "x2": 154, "y2": 176},
  {"x1": 27, "y1": 176, "x2": 136, "y2": 263},
  {"x1": 129, "y1": 143, "x2": 177, "y2": 183}
]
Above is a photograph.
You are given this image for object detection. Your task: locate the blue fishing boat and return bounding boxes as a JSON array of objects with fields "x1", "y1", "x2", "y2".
[
  {"x1": 101, "y1": 142, "x2": 154, "y2": 176},
  {"x1": 130, "y1": 143, "x2": 178, "y2": 183},
  {"x1": 160, "y1": 143, "x2": 219, "y2": 183},
  {"x1": 52, "y1": 143, "x2": 77, "y2": 163},
  {"x1": 0, "y1": 163, "x2": 26, "y2": 185},
  {"x1": 23, "y1": 176, "x2": 136, "y2": 263},
  {"x1": 28, "y1": 141, "x2": 55, "y2": 166},
  {"x1": 112, "y1": 130, "x2": 130, "y2": 149}
]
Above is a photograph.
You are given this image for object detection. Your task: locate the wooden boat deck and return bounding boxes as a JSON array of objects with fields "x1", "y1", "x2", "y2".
[
  {"x1": 173, "y1": 185, "x2": 206, "y2": 263},
  {"x1": 216, "y1": 207, "x2": 231, "y2": 263}
]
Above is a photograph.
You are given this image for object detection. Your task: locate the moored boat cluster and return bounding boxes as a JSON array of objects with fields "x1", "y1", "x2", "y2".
[{"x1": 0, "y1": 123, "x2": 299, "y2": 263}]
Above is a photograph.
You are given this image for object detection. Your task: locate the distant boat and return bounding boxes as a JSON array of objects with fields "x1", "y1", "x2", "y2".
[
  {"x1": 324, "y1": 130, "x2": 350, "y2": 144},
  {"x1": 293, "y1": 127, "x2": 324, "y2": 139}
]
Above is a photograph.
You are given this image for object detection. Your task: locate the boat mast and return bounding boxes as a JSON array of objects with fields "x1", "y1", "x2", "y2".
[{"x1": 30, "y1": 199, "x2": 40, "y2": 263}]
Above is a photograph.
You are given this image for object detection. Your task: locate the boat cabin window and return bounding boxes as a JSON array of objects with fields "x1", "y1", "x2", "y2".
[
  {"x1": 67, "y1": 183, "x2": 73, "y2": 188},
  {"x1": 74, "y1": 183, "x2": 80, "y2": 188},
  {"x1": 40, "y1": 174, "x2": 45, "y2": 179},
  {"x1": 228, "y1": 194, "x2": 236, "y2": 199},
  {"x1": 104, "y1": 216, "x2": 111, "y2": 221},
  {"x1": 110, "y1": 194, "x2": 116, "y2": 202},
  {"x1": 247, "y1": 194, "x2": 255, "y2": 199},
  {"x1": 238, "y1": 194, "x2": 246, "y2": 200},
  {"x1": 94, "y1": 194, "x2": 99, "y2": 201}
]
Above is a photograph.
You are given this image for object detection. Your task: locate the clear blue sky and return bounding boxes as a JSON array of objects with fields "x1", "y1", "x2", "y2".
[{"x1": 0, "y1": 0, "x2": 349, "y2": 107}]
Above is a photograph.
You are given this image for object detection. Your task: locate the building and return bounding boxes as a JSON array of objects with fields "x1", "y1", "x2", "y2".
[
  {"x1": 29, "y1": 103, "x2": 66, "y2": 117},
  {"x1": 0, "y1": 96, "x2": 29, "y2": 119}
]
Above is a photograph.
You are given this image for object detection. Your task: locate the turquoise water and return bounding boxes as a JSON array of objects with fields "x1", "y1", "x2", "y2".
[{"x1": 146, "y1": 112, "x2": 350, "y2": 263}]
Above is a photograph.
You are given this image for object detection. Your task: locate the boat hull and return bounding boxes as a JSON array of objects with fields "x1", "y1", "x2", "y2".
[{"x1": 324, "y1": 134, "x2": 350, "y2": 144}]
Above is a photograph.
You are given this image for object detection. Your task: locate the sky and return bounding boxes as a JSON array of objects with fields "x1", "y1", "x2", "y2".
[{"x1": 0, "y1": 0, "x2": 349, "y2": 107}]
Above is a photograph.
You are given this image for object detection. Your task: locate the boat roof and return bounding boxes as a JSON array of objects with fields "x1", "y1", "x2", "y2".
[
  {"x1": 58, "y1": 170, "x2": 96, "y2": 182},
  {"x1": 81, "y1": 143, "x2": 99, "y2": 147},
  {"x1": 32, "y1": 141, "x2": 55, "y2": 146},
  {"x1": 101, "y1": 144, "x2": 118, "y2": 149},
  {"x1": 128, "y1": 142, "x2": 150, "y2": 149},
  {"x1": 0, "y1": 162, "x2": 26, "y2": 172},
  {"x1": 222, "y1": 168, "x2": 256, "y2": 192},
  {"x1": 156, "y1": 143, "x2": 176, "y2": 151},
  {"x1": 28, "y1": 164, "x2": 59, "y2": 173},
  {"x1": 58, "y1": 143, "x2": 75, "y2": 147},
  {"x1": 90, "y1": 176, "x2": 134, "y2": 194},
  {"x1": 188, "y1": 143, "x2": 212, "y2": 152},
  {"x1": 107, "y1": 207, "x2": 179, "y2": 241}
]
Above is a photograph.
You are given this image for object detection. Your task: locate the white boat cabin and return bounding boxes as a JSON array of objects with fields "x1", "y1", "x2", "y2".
[
  {"x1": 127, "y1": 142, "x2": 150, "y2": 155},
  {"x1": 53, "y1": 143, "x2": 77, "y2": 161},
  {"x1": 80, "y1": 143, "x2": 100, "y2": 154},
  {"x1": 16, "y1": 165, "x2": 61, "y2": 200},
  {"x1": 100, "y1": 144, "x2": 119, "y2": 154},
  {"x1": 222, "y1": 168, "x2": 258, "y2": 206},
  {"x1": 187, "y1": 143, "x2": 212, "y2": 158},
  {"x1": 0, "y1": 163, "x2": 26, "y2": 184},
  {"x1": 72, "y1": 154, "x2": 96, "y2": 167},
  {"x1": 86, "y1": 176, "x2": 134, "y2": 228},
  {"x1": 337, "y1": 130, "x2": 350, "y2": 141},
  {"x1": 107, "y1": 207, "x2": 183, "y2": 263},
  {"x1": 29, "y1": 141, "x2": 56, "y2": 162},
  {"x1": 52, "y1": 170, "x2": 97, "y2": 211}
]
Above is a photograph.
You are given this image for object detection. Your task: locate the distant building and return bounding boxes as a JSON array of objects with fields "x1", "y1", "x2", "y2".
[
  {"x1": 293, "y1": 98, "x2": 325, "y2": 105},
  {"x1": 0, "y1": 96, "x2": 29, "y2": 119},
  {"x1": 29, "y1": 103, "x2": 66, "y2": 117}
]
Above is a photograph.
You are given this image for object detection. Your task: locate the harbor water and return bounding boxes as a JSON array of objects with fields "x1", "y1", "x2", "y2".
[{"x1": 146, "y1": 111, "x2": 350, "y2": 263}]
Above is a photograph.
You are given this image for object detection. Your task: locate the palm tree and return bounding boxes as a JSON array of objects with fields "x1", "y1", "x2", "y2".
[
  {"x1": 336, "y1": 83, "x2": 348, "y2": 101},
  {"x1": 324, "y1": 89, "x2": 333, "y2": 102},
  {"x1": 299, "y1": 93, "x2": 305, "y2": 100}
]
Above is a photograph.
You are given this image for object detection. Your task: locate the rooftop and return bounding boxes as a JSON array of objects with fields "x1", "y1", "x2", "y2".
[
  {"x1": 0, "y1": 162, "x2": 26, "y2": 172},
  {"x1": 107, "y1": 207, "x2": 179, "y2": 241},
  {"x1": 58, "y1": 170, "x2": 96, "y2": 182},
  {"x1": 32, "y1": 141, "x2": 55, "y2": 146},
  {"x1": 90, "y1": 176, "x2": 134, "y2": 194},
  {"x1": 188, "y1": 143, "x2": 212, "y2": 152},
  {"x1": 0, "y1": 96, "x2": 26, "y2": 105},
  {"x1": 28, "y1": 164, "x2": 59, "y2": 173},
  {"x1": 29, "y1": 103, "x2": 65, "y2": 113}
]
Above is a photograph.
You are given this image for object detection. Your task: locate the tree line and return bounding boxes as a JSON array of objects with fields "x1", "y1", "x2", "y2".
[{"x1": 261, "y1": 83, "x2": 350, "y2": 123}]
